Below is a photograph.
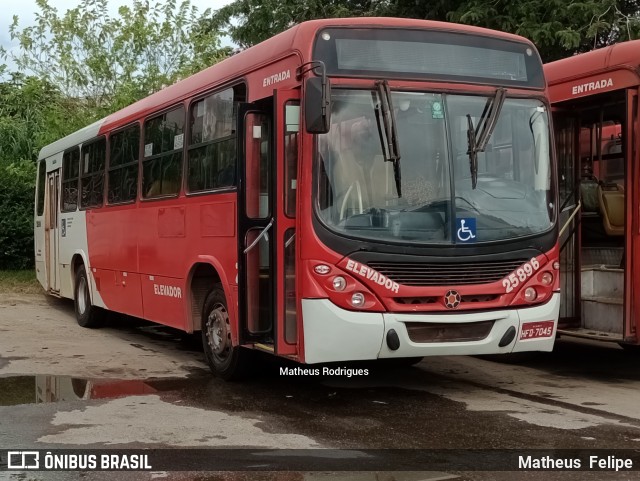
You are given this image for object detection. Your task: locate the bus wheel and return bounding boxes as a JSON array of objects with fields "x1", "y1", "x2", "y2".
[
  {"x1": 74, "y1": 266, "x2": 105, "y2": 328},
  {"x1": 201, "y1": 286, "x2": 250, "y2": 380}
]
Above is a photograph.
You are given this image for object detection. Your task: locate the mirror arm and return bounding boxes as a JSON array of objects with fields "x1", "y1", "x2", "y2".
[
  {"x1": 299, "y1": 61, "x2": 331, "y2": 134},
  {"x1": 298, "y1": 61, "x2": 329, "y2": 119}
]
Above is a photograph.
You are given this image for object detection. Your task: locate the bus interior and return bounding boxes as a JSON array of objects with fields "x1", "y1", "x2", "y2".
[{"x1": 554, "y1": 89, "x2": 629, "y2": 341}]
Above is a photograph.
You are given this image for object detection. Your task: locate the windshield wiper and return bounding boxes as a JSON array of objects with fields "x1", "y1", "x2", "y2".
[
  {"x1": 374, "y1": 80, "x2": 402, "y2": 197},
  {"x1": 466, "y1": 87, "x2": 507, "y2": 189}
]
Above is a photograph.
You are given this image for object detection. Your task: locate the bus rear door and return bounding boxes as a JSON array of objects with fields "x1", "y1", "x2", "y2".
[{"x1": 45, "y1": 165, "x2": 61, "y2": 293}]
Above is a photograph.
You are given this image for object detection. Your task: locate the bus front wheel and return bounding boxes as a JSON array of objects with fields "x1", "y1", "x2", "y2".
[
  {"x1": 201, "y1": 286, "x2": 251, "y2": 380},
  {"x1": 73, "y1": 266, "x2": 105, "y2": 328}
]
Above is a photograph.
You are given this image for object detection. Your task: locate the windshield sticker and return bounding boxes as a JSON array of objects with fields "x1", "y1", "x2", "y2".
[
  {"x1": 345, "y1": 260, "x2": 400, "y2": 293},
  {"x1": 431, "y1": 101, "x2": 443, "y2": 119},
  {"x1": 456, "y1": 218, "x2": 476, "y2": 243},
  {"x1": 502, "y1": 258, "x2": 540, "y2": 293}
]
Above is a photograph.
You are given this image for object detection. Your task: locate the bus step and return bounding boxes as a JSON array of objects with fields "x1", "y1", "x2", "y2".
[
  {"x1": 581, "y1": 267, "x2": 623, "y2": 298},
  {"x1": 581, "y1": 296, "x2": 623, "y2": 335},
  {"x1": 253, "y1": 343, "x2": 275, "y2": 353}
]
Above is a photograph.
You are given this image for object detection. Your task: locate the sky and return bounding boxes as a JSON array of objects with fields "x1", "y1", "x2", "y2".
[{"x1": 1, "y1": 0, "x2": 233, "y2": 71}]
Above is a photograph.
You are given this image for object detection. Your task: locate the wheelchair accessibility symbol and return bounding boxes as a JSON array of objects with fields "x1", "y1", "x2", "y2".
[{"x1": 456, "y1": 218, "x2": 476, "y2": 243}]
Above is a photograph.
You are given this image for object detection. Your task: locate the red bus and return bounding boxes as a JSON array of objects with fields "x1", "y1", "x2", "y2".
[
  {"x1": 545, "y1": 40, "x2": 640, "y2": 348},
  {"x1": 35, "y1": 18, "x2": 560, "y2": 379}
]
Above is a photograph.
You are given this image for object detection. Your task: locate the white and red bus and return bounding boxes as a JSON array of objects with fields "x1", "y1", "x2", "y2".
[
  {"x1": 545, "y1": 40, "x2": 640, "y2": 348},
  {"x1": 35, "y1": 18, "x2": 560, "y2": 379}
]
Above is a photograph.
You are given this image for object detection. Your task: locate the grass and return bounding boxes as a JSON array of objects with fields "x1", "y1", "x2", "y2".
[{"x1": 0, "y1": 269, "x2": 42, "y2": 294}]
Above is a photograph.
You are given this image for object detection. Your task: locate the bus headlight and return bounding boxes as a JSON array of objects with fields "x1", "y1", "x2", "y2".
[{"x1": 541, "y1": 272, "x2": 553, "y2": 286}]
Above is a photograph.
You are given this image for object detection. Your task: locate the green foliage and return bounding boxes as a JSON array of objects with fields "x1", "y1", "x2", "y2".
[
  {"x1": 0, "y1": 0, "x2": 226, "y2": 270},
  {"x1": 8, "y1": 0, "x2": 226, "y2": 112},
  {"x1": 0, "y1": 161, "x2": 36, "y2": 270},
  {"x1": 0, "y1": 74, "x2": 73, "y2": 162},
  {"x1": 209, "y1": 0, "x2": 376, "y2": 48},
  {"x1": 445, "y1": 0, "x2": 640, "y2": 61},
  {"x1": 210, "y1": 0, "x2": 640, "y2": 61}
]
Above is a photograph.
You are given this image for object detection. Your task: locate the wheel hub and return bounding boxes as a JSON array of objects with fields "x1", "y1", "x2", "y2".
[
  {"x1": 78, "y1": 277, "x2": 87, "y2": 314},
  {"x1": 207, "y1": 302, "x2": 230, "y2": 358}
]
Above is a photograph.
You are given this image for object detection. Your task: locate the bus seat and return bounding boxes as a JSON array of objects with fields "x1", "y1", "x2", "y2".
[
  {"x1": 580, "y1": 180, "x2": 599, "y2": 213},
  {"x1": 597, "y1": 184, "x2": 624, "y2": 236}
]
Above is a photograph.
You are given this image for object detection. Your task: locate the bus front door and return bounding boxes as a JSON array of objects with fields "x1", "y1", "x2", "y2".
[
  {"x1": 237, "y1": 91, "x2": 301, "y2": 356},
  {"x1": 553, "y1": 110, "x2": 581, "y2": 328},
  {"x1": 273, "y1": 89, "x2": 300, "y2": 356},
  {"x1": 45, "y1": 168, "x2": 61, "y2": 293},
  {"x1": 626, "y1": 87, "x2": 639, "y2": 342},
  {"x1": 237, "y1": 103, "x2": 275, "y2": 346}
]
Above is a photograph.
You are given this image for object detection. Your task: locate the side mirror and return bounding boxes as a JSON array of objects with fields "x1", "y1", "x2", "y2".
[{"x1": 304, "y1": 76, "x2": 331, "y2": 134}]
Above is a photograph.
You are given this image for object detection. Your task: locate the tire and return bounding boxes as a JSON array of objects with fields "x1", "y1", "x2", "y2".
[
  {"x1": 74, "y1": 266, "x2": 105, "y2": 328},
  {"x1": 201, "y1": 286, "x2": 251, "y2": 380}
]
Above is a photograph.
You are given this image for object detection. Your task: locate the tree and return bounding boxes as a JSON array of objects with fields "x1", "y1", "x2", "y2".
[
  {"x1": 0, "y1": 0, "x2": 228, "y2": 270},
  {"x1": 0, "y1": 160, "x2": 35, "y2": 270},
  {"x1": 444, "y1": 0, "x2": 640, "y2": 61},
  {"x1": 209, "y1": 0, "x2": 640, "y2": 61},
  {"x1": 6, "y1": 0, "x2": 227, "y2": 113},
  {"x1": 209, "y1": 0, "x2": 376, "y2": 48}
]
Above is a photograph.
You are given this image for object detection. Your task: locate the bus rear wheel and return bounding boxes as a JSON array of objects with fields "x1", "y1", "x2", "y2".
[
  {"x1": 74, "y1": 266, "x2": 105, "y2": 328},
  {"x1": 201, "y1": 286, "x2": 251, "y2": 381}
]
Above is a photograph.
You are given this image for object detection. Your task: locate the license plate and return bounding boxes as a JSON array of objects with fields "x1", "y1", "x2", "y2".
[{"x1": 520, "y1": 320, "x2": 555, "y2": 340}]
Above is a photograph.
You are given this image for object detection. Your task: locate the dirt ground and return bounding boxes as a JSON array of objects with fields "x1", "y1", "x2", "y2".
[{"x1": 0, "y1": 292, "x2": 206, "y2": 379}]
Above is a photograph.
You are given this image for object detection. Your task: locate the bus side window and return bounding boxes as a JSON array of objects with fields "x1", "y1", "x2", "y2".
[
  {"x1": 143, "y1": 107, "x2": 184, "y2": 198},
  {"x1": 62, "y1": 147, "x2": 80, "y2": 212},
  {"x1": 80, "y1": 138, "x2": 106, "y2": 209},
  {"x1": 108, "y1": 124, "x2": 140, "y2": 204},
  {"x1": 187, "y1": 84, "x2": 246, "y2": 193}
]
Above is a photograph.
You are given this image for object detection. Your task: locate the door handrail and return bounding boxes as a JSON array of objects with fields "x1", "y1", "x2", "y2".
[
  {"x1": 243, "y1": 218, "x2": 274, "y2": 254},
  {"x1": 559, "y1": 201, "x2": 581, "y2": 238}
]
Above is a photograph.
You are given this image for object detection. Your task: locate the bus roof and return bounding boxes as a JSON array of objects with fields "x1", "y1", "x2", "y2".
[
  {"x1": 545, "y1": 40, "x2": 640, "y2": 100},
  {"x1": 39, "y1": 17, "x2": 538, "y2": 160}
]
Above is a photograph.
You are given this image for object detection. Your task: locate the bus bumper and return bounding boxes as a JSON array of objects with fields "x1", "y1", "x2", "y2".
[{"x1": 301, "y1": 293, "x2": 560, "y2": 364}]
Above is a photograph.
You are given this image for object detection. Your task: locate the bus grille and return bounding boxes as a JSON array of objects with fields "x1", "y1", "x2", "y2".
[{"x1": 367, "y1": 259, "x2": 527, "y2": 286}]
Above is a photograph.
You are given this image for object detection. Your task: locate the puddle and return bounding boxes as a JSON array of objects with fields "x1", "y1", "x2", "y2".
[{"x1": 0, "y1": 375, "x2": 196, "y2": 406}]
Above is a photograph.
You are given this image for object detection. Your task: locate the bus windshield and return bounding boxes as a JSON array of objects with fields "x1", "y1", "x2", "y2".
[{"x1": 316, "y1": 89, "x2": 554, "y2": 244}]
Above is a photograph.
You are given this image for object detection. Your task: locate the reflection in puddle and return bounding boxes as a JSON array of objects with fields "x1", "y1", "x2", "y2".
[
  {"x1": 0, "y1": 375, "x2": 194, "y2": 406},
  {"x1": 35, "y1": 376, "x2": 157, "y2": 403}
]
